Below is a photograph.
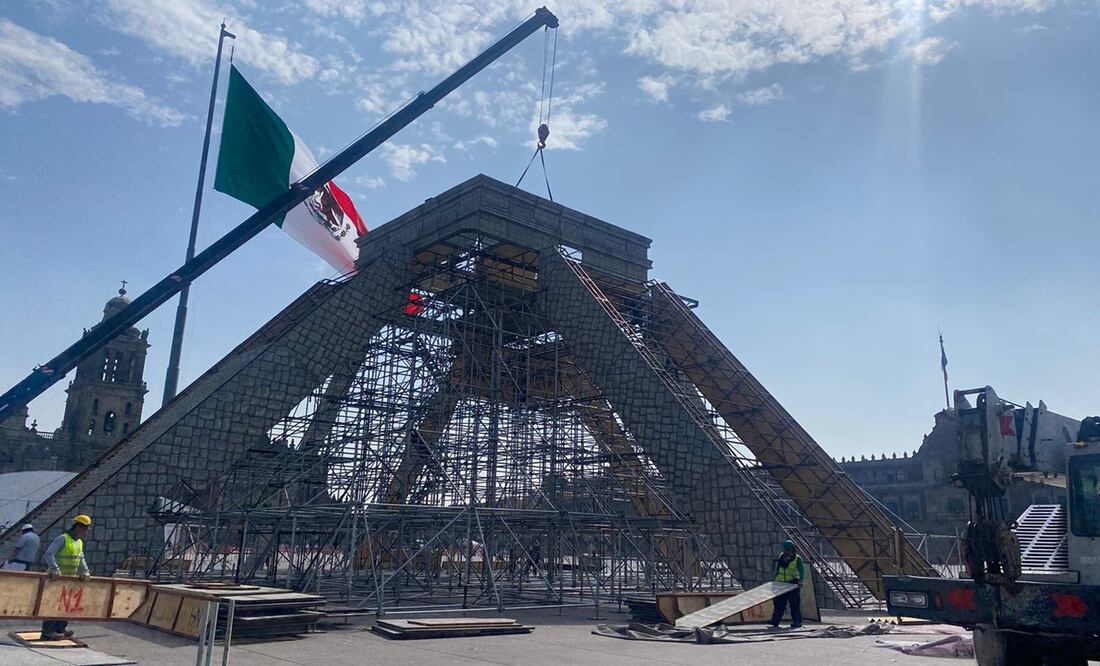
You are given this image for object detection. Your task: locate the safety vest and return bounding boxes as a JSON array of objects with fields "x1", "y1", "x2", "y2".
[
  {"x1": 55, "y1": 533, "x2": 84, "y2": 576},
  {"x1": 775, "y1": 554, "x2": 802, "y2": 582}
]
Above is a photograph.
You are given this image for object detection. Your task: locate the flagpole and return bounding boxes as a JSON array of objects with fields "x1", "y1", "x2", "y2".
[
  {"x1": 939, "y1": 328, "x2": 950, "y2": 410},
  {"x1": 162, "y1": 22, "x2": 236, "y2": 407}
]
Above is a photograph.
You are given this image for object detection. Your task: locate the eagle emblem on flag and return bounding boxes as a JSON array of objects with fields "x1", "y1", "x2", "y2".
[{"x1": 305, "y1": 184, "x2": 352, "y2": 240}]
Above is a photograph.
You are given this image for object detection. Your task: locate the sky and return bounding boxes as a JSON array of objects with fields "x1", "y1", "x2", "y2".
[{"x1": 0, "y1": 0, "x2": 1097, "y2": 460}]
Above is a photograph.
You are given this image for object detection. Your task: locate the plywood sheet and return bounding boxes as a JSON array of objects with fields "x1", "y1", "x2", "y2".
[
  {"x1": 0, "y1": 571, "x2": 40, "y2": 616},
  {"x1": 40, "y1": 579, "x2": 112, "y2": 619},
  {"x1": 8, "y1": 630, "x2": 88, "y2": 648},
  {"x1": 172, "y1": 596, "x2": 208, "y2": 638},
  {"x1": 1, "y1": 571, "x2": 151, "y2": 621},
  {"x1": 148, "y1": 592, "x2": 183, "y2": 631},
  {"x1": 675, "y1": 582, "x2": 796, "y2": 628},
  {"x1": 129, "y1": 594, "x2": 154, "y2": 624},
  {"x1": 109, "y1": 582, "x2": 147, "y2": 619}
]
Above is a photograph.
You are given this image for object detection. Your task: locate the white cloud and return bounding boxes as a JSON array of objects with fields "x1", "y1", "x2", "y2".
[
  {"x1": 930, "y1": 0, "x2": 1052, "y2": 21},
  {"x1": 355, "y1": 75, "x2": 411, "y2": 116},
  {"x1": 638, "y1": 74, "x2": 675, "y2": 103},
  {"x1": 528, "y1": 81, "x2": 607, "y2": 150},
  {"x1": 540, "y1": 108, "x2": 608, "y2": 149},
  {"x1": 0, "y1": 19, "x2": 185, "y2": 126},
  {"x1": 454, "y1": 135, "x2": 498, "y2": 150},
  {"x1": 104, "y1": 0, "x2": 323, "y2": 85},
  {"x1": 303, "y1": 0, "x2": 373, "y2": 23},
  {"x1": 1013, "y1": 22, "x2": 1047, "y2": 34},
  {"x1": 909, "y1": 36, "x2": 955, "y2": 65},
  {"x1": 625, "y1": 0, "x2": 904, "y2": 79},
  {"x1": 736, "y1": 83, "x2": 784, "y2": 106},
  {"x1": 378, "y1": 2, "x2": 514, "y2": 75},
  {"x1": 697, "y1": 104, "x2": 731, "y2": 122},
  {"x1": 351, "y1": 174, "x2": 386, "y2": 189},
  {"x1": 380, "y1": 142, "x2": 445, "y2": 181}
]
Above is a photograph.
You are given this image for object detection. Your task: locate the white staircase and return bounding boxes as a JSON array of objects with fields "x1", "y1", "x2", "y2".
[{"x1": 1015, "y1": 504, "x2": 1069, "y2": 571}]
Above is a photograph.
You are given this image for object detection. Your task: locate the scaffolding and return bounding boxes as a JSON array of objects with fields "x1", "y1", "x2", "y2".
[{"x1": 147, "y1": 232, "x2": 741, "y2": 614}]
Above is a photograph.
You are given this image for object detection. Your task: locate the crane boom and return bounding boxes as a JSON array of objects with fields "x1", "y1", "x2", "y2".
[{"x1": 0, "y1": 7, "x2": 558, "y2": 424}]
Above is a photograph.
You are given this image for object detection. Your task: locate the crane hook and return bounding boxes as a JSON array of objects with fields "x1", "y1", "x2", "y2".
[{"x1": 537, "y1": 123, "x2": 550, "y2": 150}]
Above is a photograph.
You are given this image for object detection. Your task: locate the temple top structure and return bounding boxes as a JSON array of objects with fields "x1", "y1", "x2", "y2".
[{"x1": 356, "y1": 174, "x2": 654, "y2": 282}]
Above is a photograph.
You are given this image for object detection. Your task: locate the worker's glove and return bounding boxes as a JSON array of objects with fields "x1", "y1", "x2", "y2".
[
  {"x1": 47, "y1": 568, "x2": 60, "y2": 580},
  {"x1": 77, "y1": 571, "x2": 88, "y2": 582}
]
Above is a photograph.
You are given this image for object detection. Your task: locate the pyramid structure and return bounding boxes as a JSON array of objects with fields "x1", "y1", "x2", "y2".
[{"x1": 0, "y1": 175, "x2": 936, "y2": 607}]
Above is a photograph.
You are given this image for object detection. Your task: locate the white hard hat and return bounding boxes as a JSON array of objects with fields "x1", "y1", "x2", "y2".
[{"x1": 21, "y1": 524, "x2": 33, "y2": 531}]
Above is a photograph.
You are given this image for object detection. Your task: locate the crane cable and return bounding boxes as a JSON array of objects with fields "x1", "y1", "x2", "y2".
[{"x1": 516, "y1": 26, "x2": 558, "y2": 201}]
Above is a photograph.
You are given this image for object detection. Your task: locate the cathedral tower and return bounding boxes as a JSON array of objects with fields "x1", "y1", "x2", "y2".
[{"x1": 59, "y1": 284, "x2": 150, "y2": 464}]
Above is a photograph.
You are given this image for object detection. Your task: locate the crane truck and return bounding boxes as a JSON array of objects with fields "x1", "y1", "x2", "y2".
[{"x1": 884, "y1": 386, "x2": 1100, "y2": 665}]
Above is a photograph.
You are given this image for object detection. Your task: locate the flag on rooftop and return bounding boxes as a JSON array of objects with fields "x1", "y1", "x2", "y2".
[{"x1": 213, "y1": 65, "x2": 366, "y2": 273}]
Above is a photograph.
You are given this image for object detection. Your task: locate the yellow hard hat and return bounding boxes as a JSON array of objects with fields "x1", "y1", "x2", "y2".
[{"x1": 73, "y1": 514, "x2": 92, "y2": 526}]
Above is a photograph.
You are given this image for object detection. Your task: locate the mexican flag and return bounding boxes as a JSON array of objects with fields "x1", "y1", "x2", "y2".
[{"x1": 214, "y1": 65, "x2": 367, "y2": 273}]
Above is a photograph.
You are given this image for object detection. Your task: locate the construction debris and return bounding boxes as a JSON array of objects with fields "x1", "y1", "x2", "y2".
[
  {"x1": 370, "y1": 617, "x2": 533, "y2": 639},
  {"x1": 593, "y1": 621, "x2": 890, "y2": 644},
  {"x1": 876, "y1": 635, "x2": 975, "y2": 658}
]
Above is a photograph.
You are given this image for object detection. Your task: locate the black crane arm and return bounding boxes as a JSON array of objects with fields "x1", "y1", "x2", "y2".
[{"x1": 0, "y1": 7, "x2": 559, "y2": 423}]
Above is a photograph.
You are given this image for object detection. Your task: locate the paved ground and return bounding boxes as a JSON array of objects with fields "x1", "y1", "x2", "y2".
[{"x1": 0, "y1": 609, "x2": 967, "y2": 665}]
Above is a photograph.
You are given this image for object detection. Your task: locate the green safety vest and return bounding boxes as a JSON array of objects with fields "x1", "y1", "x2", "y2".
[
  {"x1": 775, "y1": 554, "x2": 802, "y2": 583},
  {"x1": 56, "y1": 533, "x2": 84, "y2": 576}
]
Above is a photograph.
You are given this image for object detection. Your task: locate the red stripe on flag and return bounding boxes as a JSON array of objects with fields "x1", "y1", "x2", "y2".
[{"x1": 327, "y1": 181, "x2": 368, "y2": 236}]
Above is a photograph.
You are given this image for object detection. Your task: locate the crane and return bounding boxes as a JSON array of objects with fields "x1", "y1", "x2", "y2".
[
  {"x1": 884, "y1": 386, "x2": 1100, "y2": 666},
  {"x1": 0, "y1": 7, "x2": 559, "y2": 424}
]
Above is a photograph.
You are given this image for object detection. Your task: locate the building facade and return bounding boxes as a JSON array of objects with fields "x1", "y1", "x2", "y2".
[
  {"x1": 840, "y1": 408, "x2": 1066, "y2": 541},
  {"x1": 0, "y1": 286, "x2": 149, "y2": 473}
]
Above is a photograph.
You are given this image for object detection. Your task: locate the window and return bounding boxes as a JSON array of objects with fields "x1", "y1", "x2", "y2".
[
  {"x1": 1068, "y1": 454, "x2": 1100, "y2": 537},
  {"x1": 904, "y1": 499, "x2": 922, "y2": 519},
  {"x1": 86, "y1": 419, "x2": 95, "y2": 436},
  {"x1": 123, "y1": 422, "x2": 130, "y2": 435},
  {"x1": 125, "y1": 402, "x2": 132, "y2": 417},
  {"x1": 103, "y1": 411, "x2": 116, "y2": 434},
  {"x1": 947, "y1": 497, "x2": 965, "y2": 514}
]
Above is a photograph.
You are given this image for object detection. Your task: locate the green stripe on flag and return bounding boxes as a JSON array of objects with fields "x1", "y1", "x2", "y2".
[{"x1": 214, "y1": 66, "x2": 296, "y2": 227}]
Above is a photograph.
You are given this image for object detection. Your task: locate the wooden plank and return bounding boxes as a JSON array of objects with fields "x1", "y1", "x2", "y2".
[
  {"x1": 110, "y1": 581, "x2": 148, "y2": 619},
  {"x1": 8, "y1": 630, "x2": 88, "y2": 648},
  {"x1": 172, "y1": 596, "x2": 208, "y2": 638},
  {"x1": 130, "y1": 591, "x2": 154, "y2": 624},
  {"x1": 0, "y1": 571, "x2": 40, "y2": 616},
  {"x1": 38, "y1": 578, "x2": 112, "y2": 618},
  {"x1": 675, "y1": 581, "x2": 796, "y2": 628},
  {"x1": 148, "y1": 592, "x2": 183, "y2": 631}
]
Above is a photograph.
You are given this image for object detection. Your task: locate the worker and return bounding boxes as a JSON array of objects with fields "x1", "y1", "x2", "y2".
[
  {"x1": 3, "y1": 524, "x2": 40, "y2": 571},
  {"x1": 40, "y1": 515, "x2": 92, "y2": 640},
  {"x1": 769, "y1": 539, "x2": 804, "y2": 629}
]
